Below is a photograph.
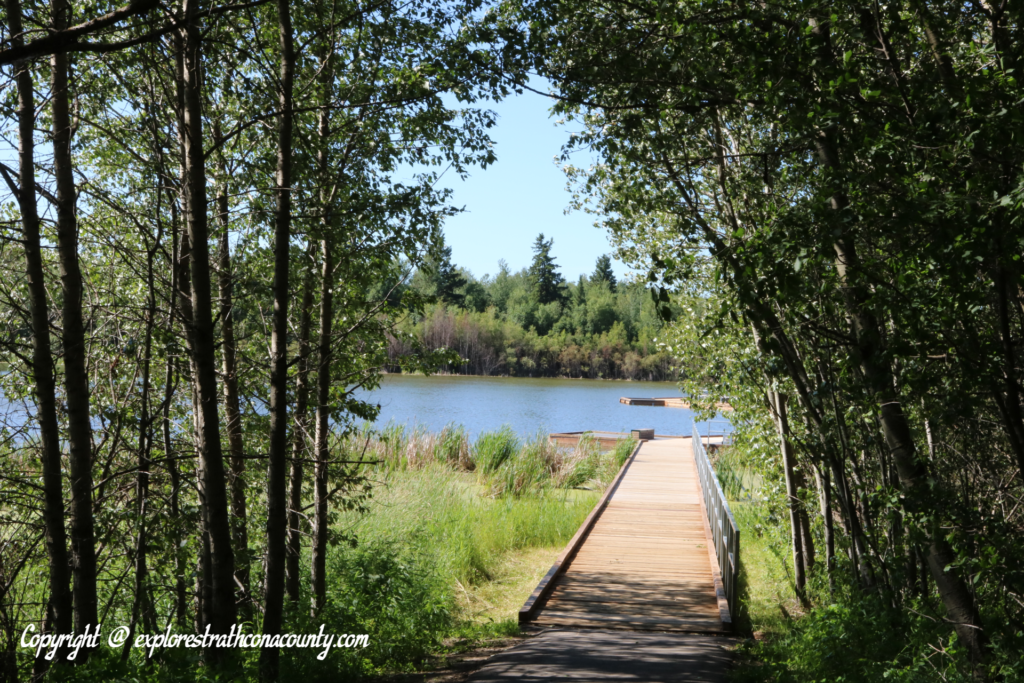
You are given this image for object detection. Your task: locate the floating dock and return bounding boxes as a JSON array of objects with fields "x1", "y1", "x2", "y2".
[
  {"x1": 620, "y1": 397, "x2": 734, "y2": 411},
  {"x1": 549, "y1": 430, "x2": 684, "y2": 449}
]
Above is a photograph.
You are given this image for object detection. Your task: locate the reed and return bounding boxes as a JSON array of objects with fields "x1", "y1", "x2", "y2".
[
  {"x1": 471, "y1": 425, "x2": 520, "y2": 474},
  {"x1": 352, "y1": 422, "x2": 631, "y2": 496}
]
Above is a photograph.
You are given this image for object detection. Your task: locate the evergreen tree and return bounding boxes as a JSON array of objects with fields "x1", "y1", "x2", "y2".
[
  {"x1": 430, "y1": 245, "x2": 467, "y2": 307},
  {"x1": 528, "y1": 233, "x2": 567, "y2": 305},
  {"x1": 592, "y1": 254, "x2": 617, "y2": 291},
  {"x1": 574, "y1": 274, "x2": 588, "y2": 307}
]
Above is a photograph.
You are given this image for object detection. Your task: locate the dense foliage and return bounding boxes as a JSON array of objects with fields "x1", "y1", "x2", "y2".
[
  {"x1": 488, "y1": 0, "x2": 1024, "y2": 679},
  {"x1": 388, "y1": 236, "x2": 677, "y2": 379},
  {"x1": 5, "y1": 0, "x2": 1024, "y2": 680},
  {"x1": 0, "y1": 0, "x2": 510, "y2": 680}
]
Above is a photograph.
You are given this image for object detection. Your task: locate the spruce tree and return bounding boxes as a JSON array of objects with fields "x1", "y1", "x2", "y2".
[
  {"x1": 592, "y1": 254, "x2": 617, "y2": 291},
  {"x1": 431, "y1": 245, "x2": 467, "y2": 307},
  {"x1": 528, "y1": 233, "x2": 566, "y2": 304}
]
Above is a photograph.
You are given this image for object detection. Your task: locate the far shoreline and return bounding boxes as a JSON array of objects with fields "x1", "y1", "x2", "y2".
[{"x1": 379, "y1": 370, "x2": 684, "y2": 383}]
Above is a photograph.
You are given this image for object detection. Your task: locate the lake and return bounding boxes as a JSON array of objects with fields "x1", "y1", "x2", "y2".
[{"x1": 351, "y1": 374, "x2": 732, "y2": 441}]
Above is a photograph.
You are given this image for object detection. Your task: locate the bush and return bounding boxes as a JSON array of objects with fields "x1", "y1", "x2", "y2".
[{"x1": 279, "y1": 541, "x2": 453, "y2": 681}]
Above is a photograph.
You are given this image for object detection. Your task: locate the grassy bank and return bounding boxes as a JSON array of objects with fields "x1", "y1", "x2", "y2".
[
  {"x1": 290, "y1": 426, "x2": 634, "y2": 680},
  {"x1": 59, "y1": 426, "x2": 631, "y2": 683}
]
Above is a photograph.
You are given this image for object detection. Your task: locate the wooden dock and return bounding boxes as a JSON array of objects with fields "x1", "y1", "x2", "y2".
[
  {"x1": 520, "y1": 437, "x2": 730, "y2": 633},
  {"x1": 548, "y1": 430, "x2": 684, "y2": 449},
  {"x1": 620, "y1": 397, "x2": 734, "y2": 411}
]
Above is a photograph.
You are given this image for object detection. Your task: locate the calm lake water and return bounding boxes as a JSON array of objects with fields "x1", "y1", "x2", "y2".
[{"x1": 351, "y1": 374, "x2": 732, "y2": 441}]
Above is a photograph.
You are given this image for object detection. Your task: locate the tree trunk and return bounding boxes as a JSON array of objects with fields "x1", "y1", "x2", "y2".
[
  {"x1": 5, "y1": 0, "x2": 73, "y2": 668},
  {"x1": 122, "y1": 214, "x2": 159, "y2": 661},
  {"x1": 799, "y1": 509, "x2": 815, "y2": 578},
  {"x1": 51, "y1": 0, "x2": 98, "y2": 648},
  {"x1": 164, "y1": 348, "x2": 187, "y2": 626},
  {"x1": 821, "y1": 466, "x2": 835, "y2": 593},
  {"x1": 260, "y1": 0, "x2": 294, "y2": 676},
  {"x1": 310, "y1": 65, "x2": 335, "y2": 613},
  {"x1": 215, "y1": 132, "x2": 252, "y2": 623},
  {"x1": 287, "y1": 256, "x2": 314, "y2": 602},
  {"x1": 166, "y1": 169, "x2": 189, "y2": 628},
  {"x1": 311, "y1": 235, "x2": 333, "y2": 617},
  {"x1": 179, "y1": 0, "x2": 236, "y2": 651},
  {"x1": 832, "y1": 204, "x2": 986, "y2": 664},
  {"x1": 994, "y1": 263, "x2": 1024, "y2": 478},
  {"x1": 771, "y1": 392, "x2": 807, "y2": 596},
  {"x1": 794, "y1": 466, "x2": 816, "y2": 576}
]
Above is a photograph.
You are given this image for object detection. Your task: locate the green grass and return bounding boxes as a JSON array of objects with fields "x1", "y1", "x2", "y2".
[
  {"x1": 472, "y1": 426, "x2": 520, "y2": 474},
  {"x1": 57, "y1": 424, "x2": 613, "y2": 683},
  {"x1": 730, "y1": 501, "x2": 802, "y2": 639},
  {"x1": 358, "y1": 422, "x2": 632, "y2": 497},
  {"x1": 251, "y1": 432, "x2": 610, "y2": 682},
  {"x1": 341, "y1": 465, "x2": 599, "y2": 588}
]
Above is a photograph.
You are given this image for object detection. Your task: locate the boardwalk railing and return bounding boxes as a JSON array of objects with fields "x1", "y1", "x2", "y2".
[{"x1": 692, "y1": 420, "x2": 740, "y2": 621}]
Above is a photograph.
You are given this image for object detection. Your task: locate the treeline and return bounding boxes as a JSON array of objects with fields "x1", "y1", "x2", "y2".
[
  {"x1": 385, "y1": 237, "x2": 677, "y2": 379},
  {"x1": 0, "y1": 1, "x2": 508, "y2": 681},
  {"x1": 512, "y1": 0, "x2": 1024, "y2": 679}
]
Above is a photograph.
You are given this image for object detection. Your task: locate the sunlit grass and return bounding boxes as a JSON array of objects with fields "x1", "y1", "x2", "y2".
[
  {"x1": 731, "y1": 501, "x2": 801, "y2": 639},
  {"x1": 338, "y1": 464, "x2": 600, "y2": 623}
]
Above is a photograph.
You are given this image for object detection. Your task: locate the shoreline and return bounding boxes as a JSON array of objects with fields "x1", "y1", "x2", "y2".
[{"x1": 379, "y1": 370, "x2": 682, "y2": 383}]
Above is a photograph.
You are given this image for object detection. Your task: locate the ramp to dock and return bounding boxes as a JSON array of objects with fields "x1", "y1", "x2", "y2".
[{"x1": 520, "y1": 437, "x2": 730, "y2": 633}]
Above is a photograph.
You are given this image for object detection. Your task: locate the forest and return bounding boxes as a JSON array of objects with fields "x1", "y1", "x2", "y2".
[
  {"x1": 1, "y1": 0, "x2": 1023, "y2": 682},
  {"x1": 385, "y1": 239, "x2": 676, "y2": 380}
]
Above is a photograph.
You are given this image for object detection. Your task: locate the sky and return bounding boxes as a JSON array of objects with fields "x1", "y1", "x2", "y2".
[{"x1": 428, "y1": 86, "x2": 629, "y2": 283}]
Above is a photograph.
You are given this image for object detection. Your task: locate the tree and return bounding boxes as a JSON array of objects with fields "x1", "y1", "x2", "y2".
[
  {"x1": 528, "y1": 233, "x2": 566, "y2": 305},
  {"x1": 429, "y1": 244, "x2": 467, "y2": 307},
  {"x1": 3, "y1": 0, "x2": 73, "y2": 670},
  {"x1": 591, "y1": 254, "x2": 616, "y2": 291},
  {"x1": 260, "y1": 0, "x2": 296, "y2": 676},
  {"x1": 0, "y1": 0, "x2": 508, "y2": 678},
  {"x1": 498, "y1": 0, "x2": 1024, "y2": 673}
]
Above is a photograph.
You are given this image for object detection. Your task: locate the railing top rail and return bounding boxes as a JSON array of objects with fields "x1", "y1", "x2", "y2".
[{"x1": 692, "y1": 421, "x2": 740, "y2": 533}]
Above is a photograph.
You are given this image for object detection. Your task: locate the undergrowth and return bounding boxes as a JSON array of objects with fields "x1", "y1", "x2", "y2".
[{"x1": 724, "y1": 443, "x2": 1024, "y2": 683}]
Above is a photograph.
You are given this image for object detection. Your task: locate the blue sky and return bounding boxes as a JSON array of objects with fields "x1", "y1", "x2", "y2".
[{"x1": 433, "y1": 86, "x2": 629, "y2": 283}]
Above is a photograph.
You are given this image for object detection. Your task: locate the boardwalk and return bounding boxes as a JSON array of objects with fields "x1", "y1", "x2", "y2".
[
  {"x1": 520, "y1": 437, "x2": 730, "y2": 633},
  {"x1": 467, "y1": 630, "x2": 735, "y2": 683}
]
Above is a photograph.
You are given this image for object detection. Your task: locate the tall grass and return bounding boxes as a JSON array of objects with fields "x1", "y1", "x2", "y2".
[
  {"x1": 612, "y1": 436, "x2": 637, "y2": 468},
  {"x1": 354, "y1": 422, "x2": 634, "y2": 496},
  {"x1": 249, "y1": 424, "x2": 621, "y2": 682},
  {"x1": 341, "y1": 465, "x2": 599, "y2": 587},
  {"x1": 472, "y1": 425, "x2": 520, "y2": 474},
  {"x1": 253, "y1": 421, "x2": 637, "y2": 680}
]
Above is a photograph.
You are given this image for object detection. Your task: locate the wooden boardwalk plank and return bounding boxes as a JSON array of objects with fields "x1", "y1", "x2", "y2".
[{"x1": 521, "y1": 437, "x2": 730, "y2": 634}]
